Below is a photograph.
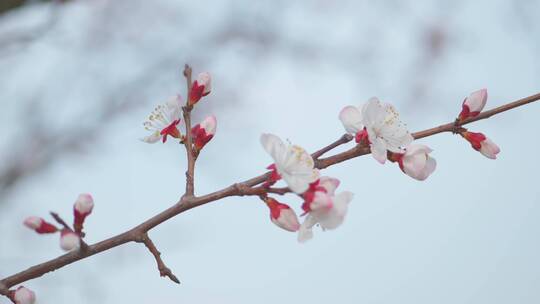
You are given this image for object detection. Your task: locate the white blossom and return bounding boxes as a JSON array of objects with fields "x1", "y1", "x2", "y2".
[
  {"x1": 398, "y1": 144, "x2": 437, "y2": 181},
  {"x1": 340, "y1": 98, "x2": 413, "y2": 164},
  {"x1": 141, "y1": 96, "x2": 182, "y2": 143},
  {"x1": 260, "y1": 133, "x2": 319, "y2": 194},
  {"x1": 298, "y1": 191, "x2": 354, "y2": 243}
]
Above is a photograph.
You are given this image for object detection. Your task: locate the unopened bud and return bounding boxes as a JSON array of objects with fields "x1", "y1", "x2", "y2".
[
  {"x1": 73, "y1": 193, "x2": 94, "y2": 233},
  {"x1": 192, "y1": 115, "x2": 217, "y2": 150},
  {"x1": 458, "y1": 89, "x2": 488, "y2": 121},
  {"x1": 188, "y1": 72, "x2": 212, "y2": 105},
  {"x1": 266, "y1": 198, "x2": 300, "y2": 232},
  {"x1": 60, "y1": 229, "x2": 80, "y2": 252},
  {"x1": 23, "y1": 216, "x2": 58, "y2": 234},
  {"x1": 11, "y1": 286, "x2": 36, "y2": 304}
]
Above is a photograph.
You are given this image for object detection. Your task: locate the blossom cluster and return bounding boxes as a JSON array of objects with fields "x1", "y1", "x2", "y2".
[
  {"x1": 18, "y1": 194, "x2": 95, "y2": 303},
  {"x1": 24, "y1": 193, "x2": 94, "y2": 251},
  {"x1": 259, "y1": 88, "x2": 499, "y2": 241},
  {"x1": 141, "y1": 72, "x2": 216, "y2": 150},
  {"x1": 260, "y1": 133, "x2": 353, "y2": 242},
  {"x1": 13, "y1": 64, "x2": 506, "y2": 303},
  {"x1": 457, "y1": 89, "x2": 500, "y2": 159},
  {"x1": 339, "y1": 97, "x2": 437, "y2": 179}
]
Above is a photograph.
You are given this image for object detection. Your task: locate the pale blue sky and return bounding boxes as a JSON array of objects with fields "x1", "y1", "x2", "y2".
[{"x1": 1, "y1": 1, "x2": 539, "y2": 303}]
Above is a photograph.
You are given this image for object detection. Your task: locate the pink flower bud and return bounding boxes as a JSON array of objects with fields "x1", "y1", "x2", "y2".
[
  {"x1": 266, "y1": 198, "x2": 300, "y2": 232},
  {"x1": 23, "y1": 216, "x2": 58, "y2": 234},
  {"x1": 60, "y1": 229, "x2": 80, "y2": 251},
  {"x1": 191, "y1": 115, "x2": 217, "y2": 150},
  {"x1": 74, "y1": 193, "x2": 94, "y2": 215},
  {"x1": 11, "y1": 286, "x2": 36, "y2": 304},
  {"x1": 73, "y1": 193, "x2": 94, "y2": 233},
  {"x1": 188, "y1": 72, "x2": 211, "y2": 105},
  {"x1": 458, "y1": 89, "x2": 487, "y2": 121},
  {"x1": 478, "y1": 137, "x2": 500, "y2": 159},
  {"x1": 462, "y1": 131, "x2": 500, "y2": 159},
  {"x1": 396, "y1": 144, "x2": 437, "y2": 181}
]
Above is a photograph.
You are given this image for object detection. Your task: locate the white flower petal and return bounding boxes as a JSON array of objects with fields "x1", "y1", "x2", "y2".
[
  {"x1": 361, "y1": 97, "x2": 387, "y2": 127},
  {"x1": 201, "y1": 115, "x2": 217, "y2": 135},
  {"x1": 423, "y1": 157, "x2": 437, "y2": 177},
  {"x1": 401, "y1": 144, "x2": 436, "y2": 181},
  {"x1": 405, "y1": 144, "x2": 432, "y2": 155},
  {"x1": 283, "y1": 169, "x2": 320, "y2": 194},
  {"x1": 197, "y1": 72, "x2": 212, "y2": 94},
  {"x1": 479, "y1": 138, "x2": 500, "y2": 159},
  {"x1": 465, "y1": 89, "x2": 488, "y2": 113},
  {"x1": 160, "y1": 95, "x2": 182, "y2": 124},
  {"x1": 141, "y1": 132, "x2": 161, "y2": 143},
  {"x1": 370, "y1": 137, "x2": 388, "y2": 164},
  {"x1": 260, "y1": 133, "x2": 287, "y2": 164},
  {"x1": 317, "y1": 191, "x2": 353, "y2": 230},
  {"x1": 339, "y1": 106, "x2": 363, "y2": 134},
  {"x1": 318, "y1": 176, "x2": 340, "y2": 195},
  {"x1": 298, "y1": 214, "x2": 317, "y2": 243}
]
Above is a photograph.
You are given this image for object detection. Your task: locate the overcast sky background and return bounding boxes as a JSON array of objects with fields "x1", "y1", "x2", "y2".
[{"x1": 0, "y1": 0, "x2": 539, "y2": 303}]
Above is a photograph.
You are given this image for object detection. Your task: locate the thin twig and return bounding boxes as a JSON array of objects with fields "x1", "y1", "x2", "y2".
[
  {"x1": 49, "y1": 212, "x2": 72, "y2": 231},
  {"x1": 0, "y1": 92, "x2": 539, "y2": 294},
  {"x1": 312, "y1": 133, "x2": 354, "y2": 159},
  {"x1": 137, "y1": 233, "x2": 180, "y2": 284},
  {"x1": 182, "y1": 64, "x2": 196, "y2": 197}
]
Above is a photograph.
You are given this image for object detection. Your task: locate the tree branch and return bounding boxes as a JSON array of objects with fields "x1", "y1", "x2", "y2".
[
  {"x1": 0, "y1": 283, "x2": 7, "y2": 296},
  {"x1": 1, "y1": 92, "x2": 539, "y2": 294},
  {"x1": 413, "y1": 92, "x2": 540, "y2": 139},
  {"x1": 317, "y1": 92, "x2": 540, "y2": 169},
  {"x1": 312, "y1": 133, "x2": 354, "y2": 159},
  {"x1": 182, "y1": 64, "x2": 196, "y2": 197},
  {"x1": 137, "y1": 233, "x2": 180, "y2": 284}
]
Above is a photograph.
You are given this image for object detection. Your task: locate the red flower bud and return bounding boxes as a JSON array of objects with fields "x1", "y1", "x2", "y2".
[
  {"x1": 23, "y1": 216, "x2": 58, "y2": 234},
  {"x1": 188, "y1": 72, "x2": 211, "y2": 105},
  {"x1": 73, "y1": 193, "x2": 94, "y2": 233}
]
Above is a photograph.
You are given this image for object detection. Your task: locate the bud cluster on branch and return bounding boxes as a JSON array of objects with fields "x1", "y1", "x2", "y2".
[{"x1": 0, "y1": 64, "x2": 538, "y2": 303}]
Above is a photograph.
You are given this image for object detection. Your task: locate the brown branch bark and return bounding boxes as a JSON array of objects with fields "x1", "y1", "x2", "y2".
[
  {"x1": 0, "y1": 283, "x2": 7, "y2": 297},
  {"x1": 49, "y1": 212, "x2": 72, "y2": 231},
  {"x1": 182, "y1": 65, "x2": 196, "y2": 197},
  {"x1": 137, "y1": 233, "x2": 180, "y2": 284},
  {"x1": 312, "y1": 133, "x2": 354, "y2": 159},
  {"x1": 0, "y1": 92, "x2": 539, "y2": 297}
]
